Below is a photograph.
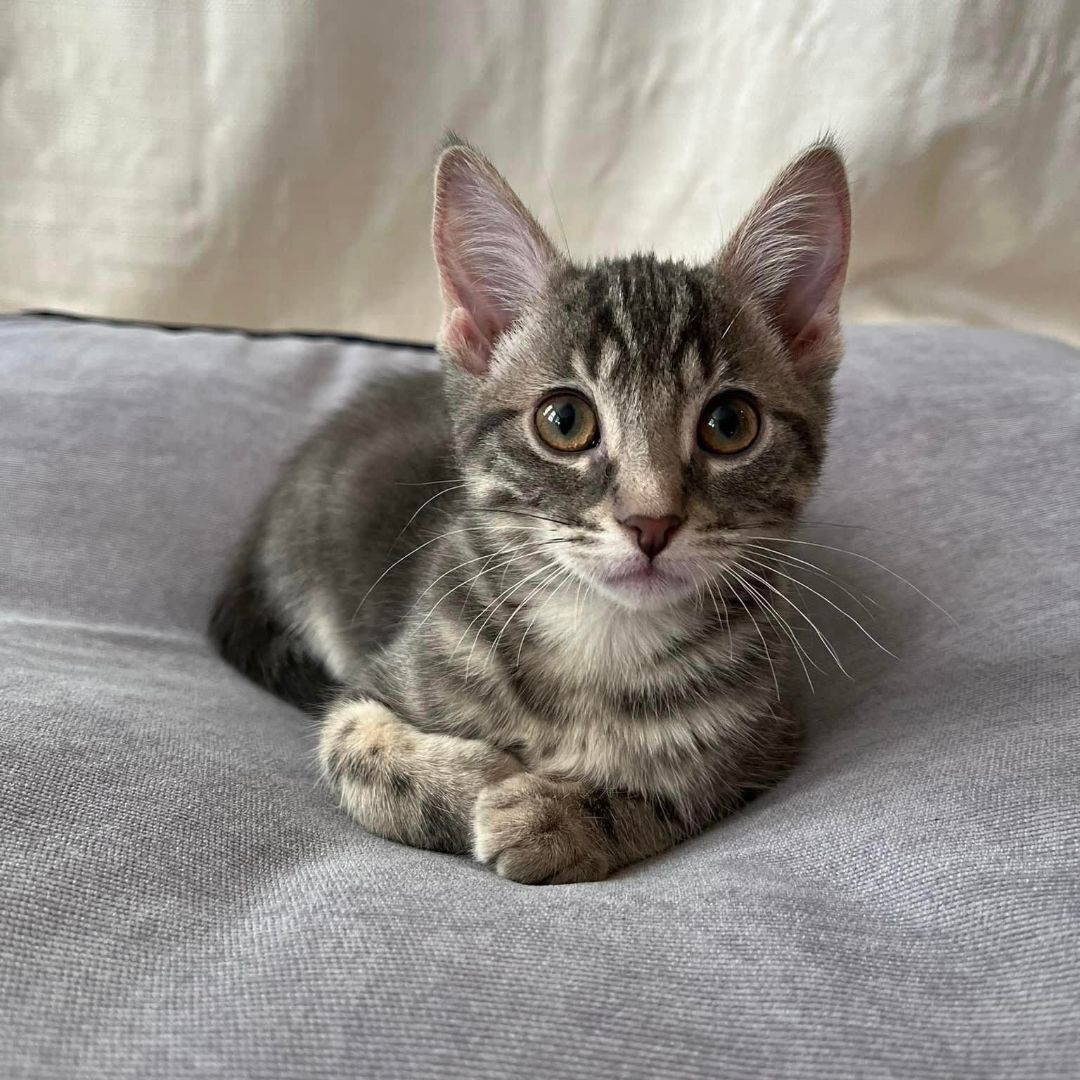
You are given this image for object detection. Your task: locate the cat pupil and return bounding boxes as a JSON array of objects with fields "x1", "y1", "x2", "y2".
[
  {"x1": 713, "y1": 405, "x2": 740, "y2": 439},
  {"x1": 554, "y1": 403, "x2": 576, "y2": 434}
]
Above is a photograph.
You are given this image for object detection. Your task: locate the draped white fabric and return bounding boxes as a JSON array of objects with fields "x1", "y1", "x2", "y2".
[{"x1": 1, "y1": 1, "x2": 1077, "y2": 345}]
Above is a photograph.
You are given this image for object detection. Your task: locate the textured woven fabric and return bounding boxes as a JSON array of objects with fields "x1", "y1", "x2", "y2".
[{"x1": 1, "y1": 314, "x2": 1077, "y2": 1079}]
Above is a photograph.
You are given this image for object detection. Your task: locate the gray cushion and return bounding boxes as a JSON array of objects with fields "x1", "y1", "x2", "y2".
[{"x1": 1, "y1": 313, "x2": 1077, "y2": 1079}]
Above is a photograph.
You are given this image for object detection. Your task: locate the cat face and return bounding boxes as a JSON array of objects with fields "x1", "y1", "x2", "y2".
[{"x1": 433, "y1": 137, "x2": 850, "y2": 610}]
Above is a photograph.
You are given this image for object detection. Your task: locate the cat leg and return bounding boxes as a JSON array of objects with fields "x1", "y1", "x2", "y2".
[
  {"x1": 473, "y1": 774, "x2": 789, "y2": 885},
  {"x1": 320, "y1": 697, "x2": 522, "y2": 854},
  {"x1": 473, "y1": 775, "x2": 713, "y2": 885},
  {"x1": 474, "y1": 708, "x2": 800, "y2": 884}
]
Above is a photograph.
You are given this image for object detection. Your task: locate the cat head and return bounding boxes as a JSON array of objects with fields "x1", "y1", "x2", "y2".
[{"x1": 432, "y1": 135, "x2": 850, "y2": 610}]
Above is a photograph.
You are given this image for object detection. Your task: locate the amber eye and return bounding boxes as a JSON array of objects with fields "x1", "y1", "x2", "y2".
[
  {"x1": 697, "y1": 392, "x2": 761, "y2": 455},
  {"x1": 535, "y1": 392, "x2": 600, "y2": 452}
]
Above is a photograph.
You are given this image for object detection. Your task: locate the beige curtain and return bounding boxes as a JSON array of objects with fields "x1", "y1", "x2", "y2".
[{"x1": 1, "y1": 1, "x2": 1078, "y2": 345}]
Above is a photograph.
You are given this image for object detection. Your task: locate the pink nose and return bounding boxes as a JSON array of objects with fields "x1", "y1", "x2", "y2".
[{"x1": 619, "y1": 514, "x2": 683, "y2": 559}]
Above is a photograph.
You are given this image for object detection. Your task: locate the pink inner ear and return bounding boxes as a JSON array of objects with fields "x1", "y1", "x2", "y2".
[
  {"x1": 440, "y1": 307, "x2": 491, "y2": 377},
  {"x1": 726, "y1": 144, "x2": 851, "y2": 367},
  {"x1": 432, "y1": 144, "x2": 557, "y2": 375},
  {"x1": 433, "y1": 174, "x2": 511, "y2": 343},
  {"x1": 779, "y1": 212, "x2": 848, "y2": 354}
]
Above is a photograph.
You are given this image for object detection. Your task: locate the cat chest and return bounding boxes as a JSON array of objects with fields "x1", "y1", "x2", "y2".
[
  {"x1": 507, "y1": 675, "x2": 746, "y2": 795},
  {"x1": 521, "y1": 616, "x2": 750, "y2": 789},
  {"x1": 420, "y1": 595, "x2": 758, "y2": 793}
]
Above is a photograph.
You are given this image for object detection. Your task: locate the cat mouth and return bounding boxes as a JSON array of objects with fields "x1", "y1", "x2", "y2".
[
  {"x1": 587, "y1": 559, "x2": 697, "y2": 602},
  {"x1": 603, "y1": 564, "x2": 666, "y2": 585}
]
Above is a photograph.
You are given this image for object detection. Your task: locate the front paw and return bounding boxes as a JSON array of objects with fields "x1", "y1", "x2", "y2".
[{"x1": 473, "y1": 774, "x2": 611, "y2": 885}]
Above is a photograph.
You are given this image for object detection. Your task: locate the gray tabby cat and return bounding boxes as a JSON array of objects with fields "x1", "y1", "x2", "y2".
[{"x1": 211, "y1": 135, "x2": 851, "y2": 884}]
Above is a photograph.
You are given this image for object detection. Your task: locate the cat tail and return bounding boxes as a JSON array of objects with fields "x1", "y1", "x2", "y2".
[{"x1": 209, "y1": 547, "x2": 342, "y2": 715}]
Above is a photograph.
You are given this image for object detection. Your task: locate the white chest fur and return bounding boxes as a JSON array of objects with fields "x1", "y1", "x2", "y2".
[
  {"x1": 524, "y1": 591, "x2": 756, "y2": 793},
  {"x1": 528, "y1": 590, "x2": 687, "y2": 685}
]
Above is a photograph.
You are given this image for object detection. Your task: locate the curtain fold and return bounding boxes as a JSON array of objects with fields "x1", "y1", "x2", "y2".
[{"x1": 1, "y1": 0, "x2": 1077, "y2": 345}]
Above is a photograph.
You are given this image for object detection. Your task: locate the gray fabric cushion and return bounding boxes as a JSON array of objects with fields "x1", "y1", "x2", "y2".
[{"x1": 1, "y1": 313, "x2": 1077, "y2": 1079}]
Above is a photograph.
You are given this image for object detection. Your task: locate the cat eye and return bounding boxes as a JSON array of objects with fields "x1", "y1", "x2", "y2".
[
  {"x1": 534, "y1": 392, "x2": 600, "y2": 453},
  {"x1": 697, "y1": 392, "x2": 761, "y2": 455}
]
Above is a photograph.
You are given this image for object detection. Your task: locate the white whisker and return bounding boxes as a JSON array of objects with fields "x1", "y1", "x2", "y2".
[
  {"x1": 513, "y1": 566, "x2": 574, "y2": 669},
  {"x1": 730, "y1": 561, "x2": 838, "y2": 681},
  {"x1": 391, "y1": 477, "x2": 469, "y2": 486},
  {"x1": 743, "y1": 548, "x2": 885, "y2": 617},
  {"x1": 745, "y1": 536, "x2": 958, "y2": 625},
  {"x1": 700, "y1": 572, "x2": 734, "y2": 662},
  {"x1": 346, "y1": 524, "x2": 548, "y2": 627},
  {"x1": 389, "y1": 483, "x2": 468, "y2": 547},
  {"x1": 489, "y1": 564, "x2": 566, "y2": 661},
  {"x1": 461, "y1": 562, "x2": 554, "y2": 679},
  {"x1": 737, "y1": 553, "x2": 897, "y2": 661},
  {"x1": 412, "y1": 542, "x2": 566, "y2": 632},
  {"x1": 722, "y1": 564, "x2": 821, "y2": 689},
  {"x1": 717, "y1": 567, "x2": 780, "y2": 700}
]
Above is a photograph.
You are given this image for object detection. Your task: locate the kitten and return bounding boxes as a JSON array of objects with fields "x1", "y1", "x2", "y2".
[{"x1": 211, "y1": 135, "x2": 850, "y2": 884}]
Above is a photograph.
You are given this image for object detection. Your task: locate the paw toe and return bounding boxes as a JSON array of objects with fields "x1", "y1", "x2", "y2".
[{"x1": 473, "y1": 775, "x2": 611, "y2": 885}]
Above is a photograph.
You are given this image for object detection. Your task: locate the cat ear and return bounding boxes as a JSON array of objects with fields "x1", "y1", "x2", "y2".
[
  {"x1": 432, "y1": 136, "x2": 559, "y2": 375},
  {"x1": 720, "y1": 141, "x2": 851, "y2": 370}
]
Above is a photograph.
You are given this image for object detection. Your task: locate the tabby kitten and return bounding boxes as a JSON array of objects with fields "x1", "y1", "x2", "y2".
[{"x1": 211, "y1": 135, "x2": 851, "y2": 884}]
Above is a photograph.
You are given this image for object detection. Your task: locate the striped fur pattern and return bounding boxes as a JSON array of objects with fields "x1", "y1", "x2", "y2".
[{"x1": 211, "y1": 138, "x2": 850, "y2": 883}]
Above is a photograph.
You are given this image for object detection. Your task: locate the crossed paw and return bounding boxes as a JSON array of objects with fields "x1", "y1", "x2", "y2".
[{"x1": 473, "y1": 773, "x2": 612, "y2": 885}]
